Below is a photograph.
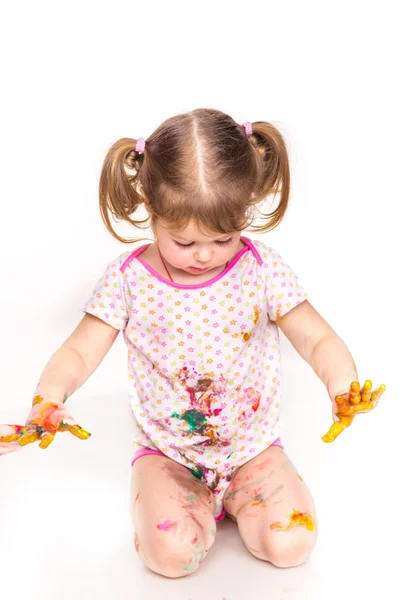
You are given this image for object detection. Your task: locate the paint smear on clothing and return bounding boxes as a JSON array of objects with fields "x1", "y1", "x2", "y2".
[
  {"x1": 270, "y1": 510, "x2": 316, "y2": 532},
  {"x1": 171, "y1": 409, "x2": 206, "y2": 433},
  {"x1": 157, "y1": 519, "x2": 178, "y2": 533},
  {"x1": 253, "y1": 305, "x2": 260, "y2": 324}
]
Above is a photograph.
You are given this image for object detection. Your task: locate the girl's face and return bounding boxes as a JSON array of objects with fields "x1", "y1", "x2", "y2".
[{"x1": 154, "y1": 220, "x2": 242, "y2": 276}]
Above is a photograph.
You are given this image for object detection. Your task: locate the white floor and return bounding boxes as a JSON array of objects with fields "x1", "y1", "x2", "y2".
[{"x1": 1, "y1": 392, "x2": 398, "y2": 600}]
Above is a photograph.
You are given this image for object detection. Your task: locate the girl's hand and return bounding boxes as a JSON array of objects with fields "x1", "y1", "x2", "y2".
[
  {"x1": 0, "y1": 395, "x2": 91, "y2": 453},
  {"x1": 322, "y1": 380, "x2": 386, "y2": 443}
]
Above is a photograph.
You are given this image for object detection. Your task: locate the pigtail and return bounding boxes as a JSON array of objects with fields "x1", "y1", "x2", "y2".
[
  {"x1": 247, "y1": 122, "x2": 290, "y2": 233},
  {"x1": 99, "y1": 137, "x2": 153, "y2": 244}
]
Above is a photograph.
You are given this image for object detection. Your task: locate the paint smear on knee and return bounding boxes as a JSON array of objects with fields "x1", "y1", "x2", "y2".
[
  {"x1": 157, "y1": 519, "x2": 179, "y2": 533},
  {"x1": 245, "y1": 484, "x2": 284, "y2": 517},
  {"x1": 270, "y1": 510, "x2": 316, "y2": 532},
  {"x1": 183, "y1": 540, "x2": 205, "y2": 572}
]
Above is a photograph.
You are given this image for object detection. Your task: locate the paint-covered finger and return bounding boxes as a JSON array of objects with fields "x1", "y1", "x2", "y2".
[
  {"x1": 38, "y1": 433, "x2": 56, "y2": 449},
  {"x1": 59, "y1": 422, "x2": 91, "y2": 440},
  {"x1": 322, "y1": 415, "x2": 354, "y2": 442},
  {"x1": 17, "y1": 429, "x2": 41, "y2": 446},
  {"x1": 370, "y1": 384, "x2": 386, "y2": 403},
  {"x1": 334, "y1": 394, "x2": 348, "y2": 410},
  {"x1": 360, "y1": 379, "x2": 373, "y2": 402},
  {"x1": 322, "y1": 422, "x2": 346, "y2": 443},
  {"x1": 348, "y1": 381, "x2": 361, "y2": 405}
]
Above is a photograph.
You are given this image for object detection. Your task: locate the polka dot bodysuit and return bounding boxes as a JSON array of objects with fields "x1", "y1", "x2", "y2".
[{"x1": 83, "y1": 236, "x2": 307, "y2": 515}]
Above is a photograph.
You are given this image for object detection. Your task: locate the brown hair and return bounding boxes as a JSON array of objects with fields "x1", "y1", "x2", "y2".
[{"x1": 99, "y1": 108, "x2": 291, "y2": 244}]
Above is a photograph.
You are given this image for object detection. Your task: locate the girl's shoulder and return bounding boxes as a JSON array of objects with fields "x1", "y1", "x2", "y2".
[
  {"x1": 248, "y1": 238, "x2": 283, "y2": 263},
  {"x1": 103, "y1": 248, "x2": 144, "y2": 275}
]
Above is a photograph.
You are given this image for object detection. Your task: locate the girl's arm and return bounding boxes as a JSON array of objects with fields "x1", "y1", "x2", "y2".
[
  {"x1": 276, "y1": 300, "x2": 358, "y2": 401},
  {"x1": 33, "y1": 313, "x2": 120, "y2": 405},
  {"x1": 0, "y1": 314, "x2": 121, "y2": 452}
]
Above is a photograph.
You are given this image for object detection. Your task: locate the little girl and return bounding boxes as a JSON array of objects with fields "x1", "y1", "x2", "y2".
[{"x1": 0, "y1": 108, "x2": 382, "y2": 578}]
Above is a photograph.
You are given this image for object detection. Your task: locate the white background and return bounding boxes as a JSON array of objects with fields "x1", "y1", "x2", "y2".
[{"x1": 0, "y1": 1, "x2": 399, "y2": 599}]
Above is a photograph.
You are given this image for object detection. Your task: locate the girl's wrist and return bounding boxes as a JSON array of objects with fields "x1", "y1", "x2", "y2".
[{"x1": 31, "y1": 393, "x2": 67, "y2": 407}]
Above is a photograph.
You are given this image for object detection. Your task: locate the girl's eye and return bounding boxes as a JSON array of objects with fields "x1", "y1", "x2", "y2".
[{"x1": 174, "y1": 238, "x2": 232, "y2": 249}]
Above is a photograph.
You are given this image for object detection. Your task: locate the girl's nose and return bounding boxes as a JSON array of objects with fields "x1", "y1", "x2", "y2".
[{"x1": 195, "y1": 250, "x2": 212, "y2": 262}]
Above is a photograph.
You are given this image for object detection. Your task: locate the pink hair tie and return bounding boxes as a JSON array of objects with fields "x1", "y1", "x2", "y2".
[
  {"x1": 136, "y1": 137, "x2": 146, "y2": 153},
  {"x1": 242, "y1": 121, "x2": 252, "y2": 136}
]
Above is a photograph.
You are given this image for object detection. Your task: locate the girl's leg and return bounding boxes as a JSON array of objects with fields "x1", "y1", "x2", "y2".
[
  {"x1": 131, "y1": 454, "x2": 217, "y2": 578},
  {"x1": 223, "y1": 446, "x2": 317, "y2": 568}
]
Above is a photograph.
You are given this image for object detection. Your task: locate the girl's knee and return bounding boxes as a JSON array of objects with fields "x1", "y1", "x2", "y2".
[
  {"x1": 255, "y1": 529, "x2": 317, "y2": 568},
  {"x1": 134, "y1": 520, "x2": 215, "y2": 578}
]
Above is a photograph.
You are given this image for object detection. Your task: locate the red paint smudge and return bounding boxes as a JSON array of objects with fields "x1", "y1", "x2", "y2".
[{"x1": 191, "y1": 534, "x2": 199, "y2": 544}]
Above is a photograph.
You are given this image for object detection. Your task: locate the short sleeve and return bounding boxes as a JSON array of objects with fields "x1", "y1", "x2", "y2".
[
  {"x1": 82, "y1": 254, "x2": 130, "y2": 331},
  {"x1": 259, "y1": 244, "x2": 308, "y2": 321}
]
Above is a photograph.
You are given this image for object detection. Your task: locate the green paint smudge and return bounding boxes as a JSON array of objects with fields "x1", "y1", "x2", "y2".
[
  {"x1": 225, "y1": 475, "x2": 268, "y2": 501},
  {"x1": 271, "y1": 484, "x2": 284, "y2": 496},
  {"x1": 190, "y1": 466, "x2": 204, "y2": 480},
  {"x1": 171, "y1": 409, "x2": 207, "y2": 433}
]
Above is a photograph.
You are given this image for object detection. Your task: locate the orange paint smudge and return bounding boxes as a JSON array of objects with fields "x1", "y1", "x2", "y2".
[
  {"x1": 134, "y1": 532, "x2": 140, "y2": 552},
  {"x1": 32, "y1": 395, "x2": 44, "y2": 406},
  {"x1": 251, "y1": 501, "x2": 267, "y2": 508},
  {"x1": 253, "y1": 305, "x2": 259, "y2": 324},
  {"x1": 270, "y1": 510, "x2": 316, "y2": 532},
  {"x1": 297, "y1": 473, "x2": 304, "y2": 482}
]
